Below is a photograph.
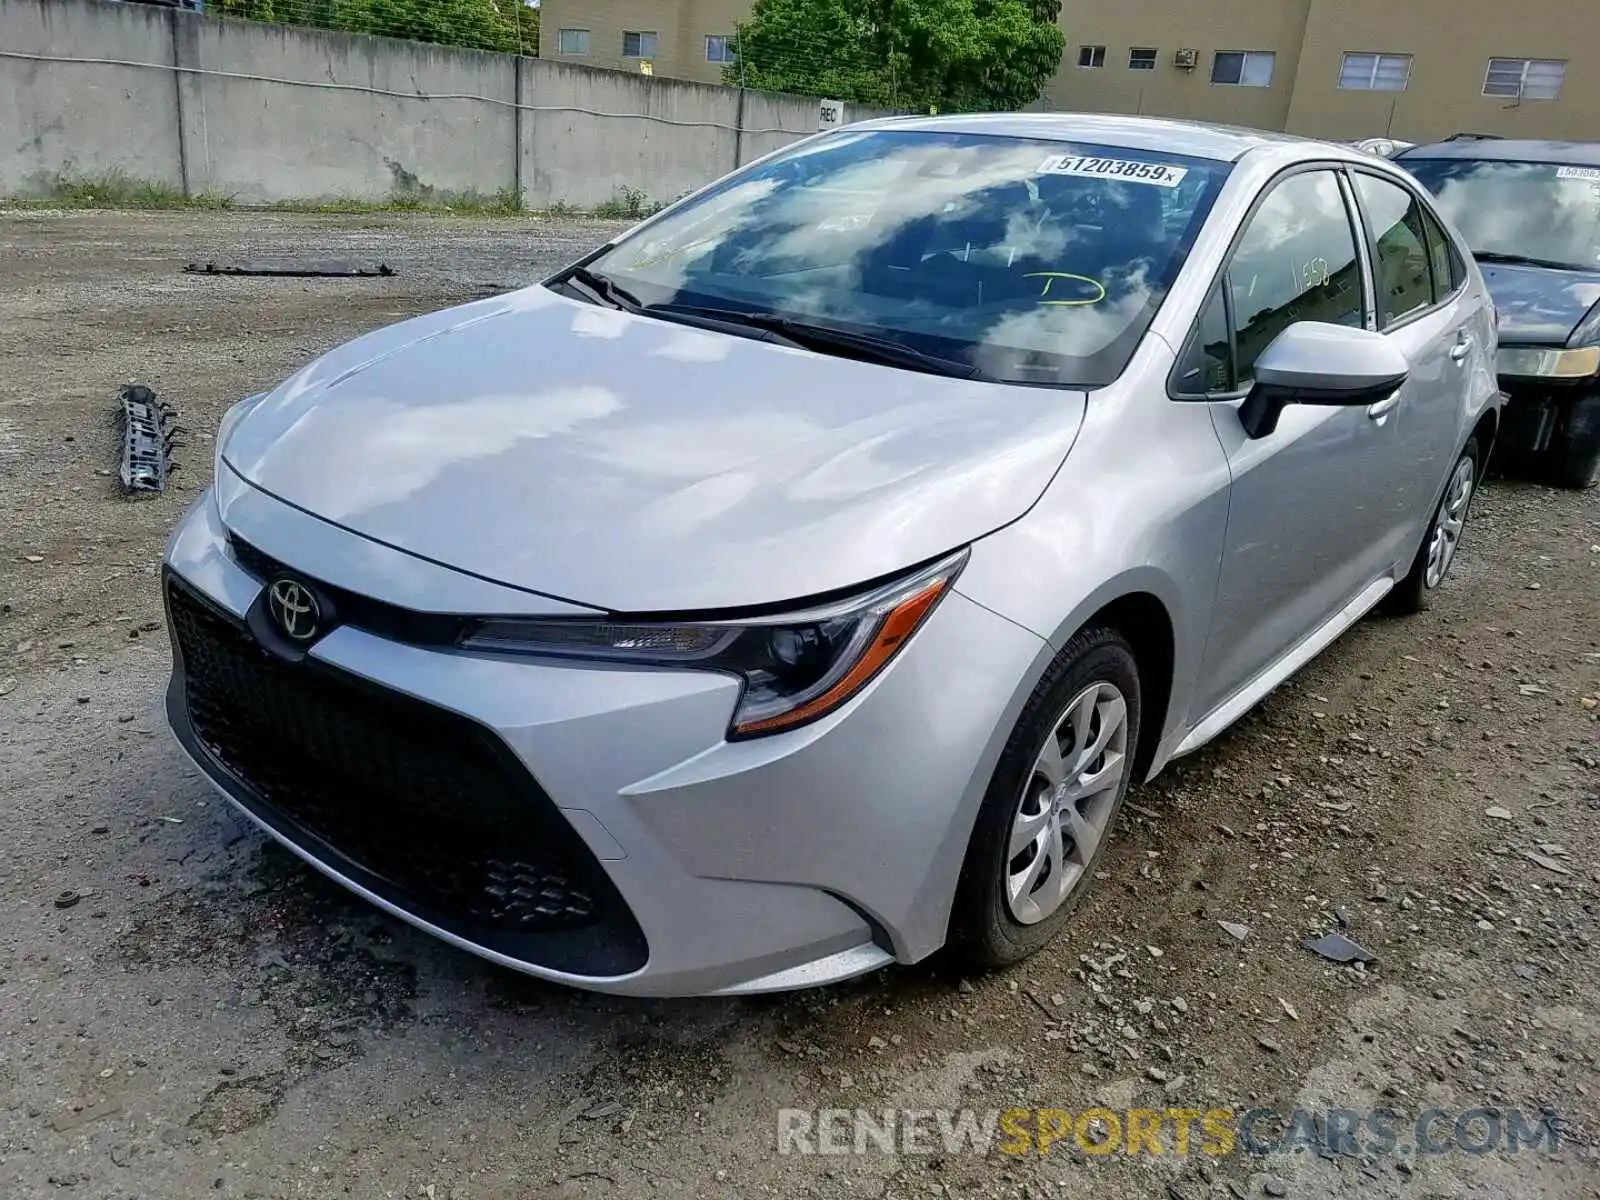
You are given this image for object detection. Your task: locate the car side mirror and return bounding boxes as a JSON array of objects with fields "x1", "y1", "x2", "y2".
[{"x1": 1239, "y1": 322, "x2": 1409, "y2": 439}]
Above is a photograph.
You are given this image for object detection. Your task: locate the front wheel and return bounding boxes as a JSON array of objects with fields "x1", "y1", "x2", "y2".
[
  {"x1": 1386, "y1": 438, "x2": 1479, "y2": 615},
  {"x1": 948, "y1": 625, "x2": 1140, "y2": 967}
]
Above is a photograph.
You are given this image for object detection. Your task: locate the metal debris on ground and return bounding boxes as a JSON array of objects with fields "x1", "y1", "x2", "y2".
[
  {"x1": 183, "y1": 260, "x2": 395, "y2": 278},
  {"x1": 1305, "y1": 931, "x2": 1377, "y2": 964},
  {"x1": 1218, "y1": 920, "x2": 1251, "y2": 942},
  {"x1": 118, "y1": 384, "x2": 182, "y2": 494}
]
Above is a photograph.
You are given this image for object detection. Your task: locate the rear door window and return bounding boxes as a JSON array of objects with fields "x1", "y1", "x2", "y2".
[
  {"x1": 1353, "y1": 173, "x2": 1436, "y2": 325},
  {"x1": 1419, "y1": 205, "x2": 1462, "y2": 298}
]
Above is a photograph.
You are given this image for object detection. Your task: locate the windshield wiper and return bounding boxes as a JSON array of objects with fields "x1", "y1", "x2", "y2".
[
  {"x1": 1472, "y1": 250, "x2": 1589, "y2": 272},
  {"x1": 558, "y1": 265, "x2": 646, "y2": 313},
  {"x1": 648, "y1": 304, "x2": 991, "y2": 380},
  {"x1": 554, "y1": 273, "x2": 818, "y2": 351},
  {"x1": 556, "y1": 282, "x2": 991, "y2": 381}
]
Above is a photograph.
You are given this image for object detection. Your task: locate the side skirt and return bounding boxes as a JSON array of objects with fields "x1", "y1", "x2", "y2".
[{"x1": 1170, "y1": 575, "x2": 1394, "y2": 760}]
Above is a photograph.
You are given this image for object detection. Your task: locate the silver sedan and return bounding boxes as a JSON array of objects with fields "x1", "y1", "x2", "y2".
[{"x1": 163, "y1": 115, "x2": 1502, "y2": 996}]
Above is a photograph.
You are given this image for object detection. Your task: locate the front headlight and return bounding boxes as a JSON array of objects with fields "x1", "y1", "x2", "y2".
[
  {"x1": 1496, "y1": 346, "x2": 1600, "y2": 380},
  {"x1": 460, "y1": 550, "x2": 967, "y2": 738}
]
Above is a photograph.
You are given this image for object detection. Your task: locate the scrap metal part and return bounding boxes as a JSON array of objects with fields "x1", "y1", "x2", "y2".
[
  {"x1": 183, "y1": 260, "x2": 396, "y2": 278},
  {"x1": 119, "y1": 384, "x2": 183, "y2": 494}
]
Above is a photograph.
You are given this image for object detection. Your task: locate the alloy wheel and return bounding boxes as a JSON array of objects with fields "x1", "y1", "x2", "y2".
[
  {"x1": 1424, "y1": 455, "x2": 1475, "y2": 589},
  {"x1": 1005, "y1": 680, "x2": 1128, "y2": 925}
]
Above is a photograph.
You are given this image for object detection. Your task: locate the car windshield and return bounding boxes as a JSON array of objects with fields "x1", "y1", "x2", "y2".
[
  {"x1": 1402, "y1": 157, "x2": 1600, "y2": 272},
  {"x1": 577, "y1": 130, "x2": 1231, "y2": 388}
]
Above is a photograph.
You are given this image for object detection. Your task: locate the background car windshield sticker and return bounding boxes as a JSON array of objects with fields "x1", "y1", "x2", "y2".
[
  {"x1": 1555, "y1": 165, "x2": 1600, "y2": 182},
  {"x1": 1025, "y1": 272, "x2": 1108, "y2": 306},
  {"x1": 1037, "y1": 155, "x2": 1189, "y2": 188}
]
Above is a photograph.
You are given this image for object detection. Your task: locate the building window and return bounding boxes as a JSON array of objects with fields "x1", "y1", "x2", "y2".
[
  {"x1": 556, "y1": 28, "x2": 589, "y2": 55},
  {"x1": 1078, "y1": 45, "x2": 1106, "y2": 69},
  {"x1": 706, "y1": 34, "x2": 736, "y2": 63},
  {"x1": 623, "y1": 31, "x2": 659, "y2": 59},
  {"x1": 1339, "y1": 52, "x2": 1412, "y2": 91},
  {"x1": 1129, "y1": 47, "x2": 1158, "y2": 71},
  {"x1": 1212, "y1": 50, "x2": 1276, "y2": 87},
  {"x1": 1483, "y1": 57, "x2": 1566, "y2": 100}
]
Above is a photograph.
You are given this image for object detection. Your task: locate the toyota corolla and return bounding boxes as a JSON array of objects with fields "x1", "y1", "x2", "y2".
[{"x1": 164, "y1": 115, "x2": 1501, "y2": 996}]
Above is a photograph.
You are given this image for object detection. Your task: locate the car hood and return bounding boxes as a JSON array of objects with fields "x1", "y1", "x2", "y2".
[
  {"x1": 223, "y1": 287, "x2": 1087, "y2": 612},
  {"x1": 1482, "y1": 262, "x2": 1600, "y2": 347}
]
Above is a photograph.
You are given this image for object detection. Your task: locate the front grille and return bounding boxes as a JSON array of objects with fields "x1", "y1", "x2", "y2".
[
  {"x1": 166, "y1": 575, "x2": 647, "y2": 975},
  {"x1": 228, "y1": 536, "x2": 470, "y2": 648}
]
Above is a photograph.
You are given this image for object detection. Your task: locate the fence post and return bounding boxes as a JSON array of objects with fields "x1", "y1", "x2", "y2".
[
  {"x1": 732, "y1": 22, "x2": 747, "y2": 170},
  {"x1": 170, "y1": 11, "x2": 204, "y2": 197},
  {"x1": 514, "y1": 54, "x2": 528, "y2": 209},
  {"x1": 733, "y1": 86, "x2": 746, "y2": 170}
]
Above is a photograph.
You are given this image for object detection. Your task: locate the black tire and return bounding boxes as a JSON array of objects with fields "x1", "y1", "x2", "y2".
[
  {"x1": 1552, "y1": 395, "x2": 1600, "y2": 490},
  {"x1": 948, "y1": 625, "x2": 1141, "y2": 968},
  {"x1": 1386, "y1": 437, "x2": 1480, "y2": 616}
]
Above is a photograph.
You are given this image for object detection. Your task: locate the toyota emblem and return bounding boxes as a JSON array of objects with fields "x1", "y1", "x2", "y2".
[{"x1": 267, "y1": 578, "x2": 321, "y2": 642}]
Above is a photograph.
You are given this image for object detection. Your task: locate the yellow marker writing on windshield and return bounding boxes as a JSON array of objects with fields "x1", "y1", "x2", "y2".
[{"x1": 1024, "y1": 272, "x2": 1107, "y2": 306}]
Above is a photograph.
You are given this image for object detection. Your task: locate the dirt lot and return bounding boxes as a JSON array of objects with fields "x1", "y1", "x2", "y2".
[{"x1": 1, "y1": 210, "x2": 1597, "y2": 1200}]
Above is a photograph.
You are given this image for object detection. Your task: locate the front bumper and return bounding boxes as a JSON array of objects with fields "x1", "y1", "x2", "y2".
[
  {"x1": 1495, "y1": 374, "x2": 1599, "y2": 456},
  {"x1": 162, "y1": 484, "x2": 1049, "y2": 996}
]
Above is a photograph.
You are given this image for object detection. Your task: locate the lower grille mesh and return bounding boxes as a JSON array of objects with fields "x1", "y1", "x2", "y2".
[{"x1": 166, "y1": 575, "x2": 646, "y2": 974}]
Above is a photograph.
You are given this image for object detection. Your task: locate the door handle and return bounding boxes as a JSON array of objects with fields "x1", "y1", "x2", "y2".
[
  {"x1": 1449, "y1": 332, "x2": 1474, "y2": 363},
  {"x1": 1366, "y1": 392, "x2": 1401, "y2": 420}
]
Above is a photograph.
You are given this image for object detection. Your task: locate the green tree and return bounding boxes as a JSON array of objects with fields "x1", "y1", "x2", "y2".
[
  {"x1": 728, "y1": 0, "x2": 1065, "y2": 112},
  {"x1": 331, "y1": 0, "x2": 518, "y2": 52},
  {"x1": 502, "y1": 0, "x2": 539, "y2": 56},
  {"x1": 210, "y1": 0, "x2": 283, "y2": 21},
  {"x1": 211, "y1": 0, "x2": 538, "y2": 54}
]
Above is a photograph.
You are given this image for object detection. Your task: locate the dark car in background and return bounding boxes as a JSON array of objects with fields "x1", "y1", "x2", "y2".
[{"x1": 1397, "y1": 138, "x2": 1600, "y2": 488}]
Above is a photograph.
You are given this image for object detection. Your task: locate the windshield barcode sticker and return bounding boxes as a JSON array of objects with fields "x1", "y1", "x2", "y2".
[
  {"x1": 1556, "y1": 165, "x2": 1600, "y2": 182},
  {"x1": 1037, "y1": 155, "x2": 1188, "y2": 187}
]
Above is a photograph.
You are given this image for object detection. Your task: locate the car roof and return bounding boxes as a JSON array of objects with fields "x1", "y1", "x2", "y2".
[
  {"x1": 844, "y1": 112, "x2": 1308, "y2": 163},
  {"x1": 1396, "y1": 137, "x2": 1600, "y2": 165}
]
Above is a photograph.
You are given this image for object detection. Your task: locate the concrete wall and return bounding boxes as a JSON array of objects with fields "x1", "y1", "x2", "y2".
[
  {"x1": 0, "y1": 0, "x2": 183, "y2": 197},
  {"x1": 177, "y1": 19, "x2": 518, "y2": 204},
  {"x1": 0, "y1": 0, "x2": 888, "y2": 208},
  {"x1": 522, "y1": 59, "x2": 736, "y2": 208}
]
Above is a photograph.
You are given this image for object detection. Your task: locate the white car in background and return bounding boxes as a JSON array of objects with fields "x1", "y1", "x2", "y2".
[{"x1": 1352, "y1": 138, "x2": 1415, "y2": 159}]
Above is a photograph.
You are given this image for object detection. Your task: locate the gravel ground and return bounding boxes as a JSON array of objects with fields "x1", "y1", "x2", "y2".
[{"x1": 1, "y1": 210, "x2": 1597, "y2": 1200}]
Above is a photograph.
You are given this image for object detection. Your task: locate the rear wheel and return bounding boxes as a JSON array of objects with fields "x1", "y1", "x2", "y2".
[
  {"x1": 949, "y1": 626, "x2": 1140, "y2": 967},
  {"x1": 1386, "y1": 438, "x2": 1479, "y2": 615}
]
